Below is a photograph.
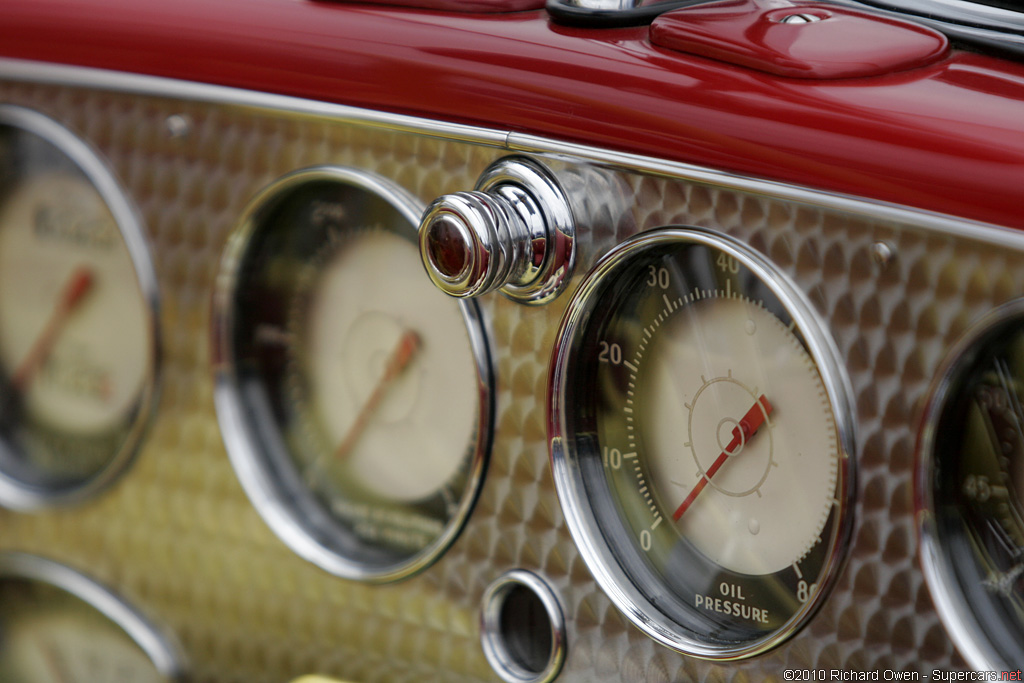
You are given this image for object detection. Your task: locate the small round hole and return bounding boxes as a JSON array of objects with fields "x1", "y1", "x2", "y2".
[
  {"x1": 481, "y1": 570, "x2": 565, "y2": 683},
  {"x1": 500, "y1": 584, "x2": 552, "y2": 674}
]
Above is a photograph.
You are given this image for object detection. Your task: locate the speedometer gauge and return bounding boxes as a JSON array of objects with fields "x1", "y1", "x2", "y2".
[
  {"x1": 549, "y1": 227, "x2": 855, "y2": 659},
  {"x1": 214, "y1": 167, "x2": 493, "y2": 582},
  {"x1": 919, "y1": 299, "x2": 1024, "y2": 670}
]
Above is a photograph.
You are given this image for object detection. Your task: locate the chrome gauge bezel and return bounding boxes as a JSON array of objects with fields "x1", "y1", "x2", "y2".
[
  {"x1": 0, "y1": 551, "x2": 187, "y2": 681},
  {"x1": 0, "y1": 105, "x2": 161, "y2": 509},
  {"x1": 213, "y1": 166, "x2": 494, "y2": 583},
  {"x1": 917, "y1": 298, "x2": 1024, "y2": 671},
  {"x1": 480, "y1": 569, "x2": 567, "y2": 683},
  {"x1": 549, "y1": 226, "x2": 856, "y2": 659}
]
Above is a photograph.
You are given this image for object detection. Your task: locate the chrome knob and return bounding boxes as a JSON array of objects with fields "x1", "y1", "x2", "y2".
[
  {"x1": 418, "y1": 157, "x2": 575, "y2": 304},
  {"x1": 419, "y1": 189, "x2": 542, "y2": 299}
]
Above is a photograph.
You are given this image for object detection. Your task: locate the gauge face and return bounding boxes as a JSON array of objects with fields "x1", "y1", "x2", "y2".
[
  {"x1": 0, "y1": 106, "x2": 158, "y2": 506},
  {"x1": 0, "y1": 553, "x2": 185, "y2": 682},
  {"x1": 919, "y1": 300, "x2": 1024, "y2": 670},
  {"x1": 214, "y1": 167, "x2": 493, "y2": 582},
  {"x1": 550, "y1": 227, "x2": 854, "y2": 659}
]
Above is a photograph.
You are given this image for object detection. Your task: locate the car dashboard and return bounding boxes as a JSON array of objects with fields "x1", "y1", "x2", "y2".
[{"x1": 2, "y1": 1, "x2": 1024, "y2": 682}]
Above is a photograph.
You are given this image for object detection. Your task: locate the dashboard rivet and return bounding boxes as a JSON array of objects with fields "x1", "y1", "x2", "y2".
[
  {"x1": 871, "y1": 241, "x2": 894, "y2": 268},
  {"x1": 165, "y1": 114, "x2": 192, "y2": 139}
]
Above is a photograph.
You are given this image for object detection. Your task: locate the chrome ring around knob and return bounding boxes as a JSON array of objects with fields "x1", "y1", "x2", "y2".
[{"x1": 418, "y1": 157, "x2": 576, "y2": 304}]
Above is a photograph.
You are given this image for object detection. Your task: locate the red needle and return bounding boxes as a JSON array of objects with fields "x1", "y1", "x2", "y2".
[
  {"x1": 39, "y1": 638, "x2": 72, "y2": 683},
  {"x1": 335, "y1": 328, "x2": 420, "y2": 461},
  {"x1": 11, "y1": 265, "x2": 95, "y2": 392},
  {"x1": 672, "y1": 394, "x2": 773, "y2": 521}
]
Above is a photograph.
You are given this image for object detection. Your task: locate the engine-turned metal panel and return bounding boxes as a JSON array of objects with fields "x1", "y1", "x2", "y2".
[{"x1": 0, "y1": 71, "x2": 1009, "y2": 682}]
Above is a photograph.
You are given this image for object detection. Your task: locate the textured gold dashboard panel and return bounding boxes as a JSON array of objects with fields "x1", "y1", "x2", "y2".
[{"x1": 0, "y1": 73, "x2": 1012, "y2": 682}]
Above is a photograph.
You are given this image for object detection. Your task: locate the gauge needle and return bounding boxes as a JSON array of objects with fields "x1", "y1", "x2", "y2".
[
  {"x1": 11, "y1": 265, "x2": 95, "y2": 392},
  {"x1": 335, "y1": 328, "x2": 421, "y2": 460},
  {"x1": 38, "y1": 637, "x2": 73, "y2": 683},
  {"x1": 673, "y1": 394, "x2": 773, "y2": 521}
]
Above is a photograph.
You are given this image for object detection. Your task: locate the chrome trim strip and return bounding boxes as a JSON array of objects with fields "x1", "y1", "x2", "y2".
[
  {"x1": 0, "y1": 551, "x2": 187, "y2": 680},
  {"x1": 894, "y1": 0, "x2": 1024, "y2": 22},
  {"x1": 828, "y1": 0, "x2": 1024, "y2": 55},
  {"x1": 506, "y1": 134, "x2": 1024, "y2": 249},
  {"x1": 0, "y1": 59, "x2": 510, "y2": 148},
  {"x1": 1, "y1": 58, "x2": 1022, "y2": 249}
]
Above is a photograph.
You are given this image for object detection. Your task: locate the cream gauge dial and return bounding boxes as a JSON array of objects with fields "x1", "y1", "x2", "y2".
[
  {"x1": 214, "y1": 167, "x2": 493, "y2": 582},
  {"x1": 0, "y1": 173, "x2": 149, "y2": 435},
  {"x1": 0, "y1": 106, "x2": 159, "y2": 507},
  {"x1": 550, "y1": 227, "x2": 855, "y2": 659},
  {"x1": 643, "y1": 297, "x2": 837, "y2": 576},
  {"x1": 301, "y1": 229, "x2": 477, "y2": 503}
]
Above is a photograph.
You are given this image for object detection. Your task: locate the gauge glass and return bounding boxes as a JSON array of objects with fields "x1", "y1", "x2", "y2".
[
  {"x1": 0, "y1": 106, "x2": 158, "y2": 507},
  {"x1": 550, "y1": 227, "x2": 854, "y2": 659},
  {"x1": 214, "y1": 167, "x2": 493, "y2": 582},
  {"x1": 0, "y1": 553, "x2": 185, "y2": 682},
  {"x1": 919, "y1": 299, "x2": 1024, "y2": 670}
]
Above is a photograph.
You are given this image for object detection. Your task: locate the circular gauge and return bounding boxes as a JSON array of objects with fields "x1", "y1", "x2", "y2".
[
  {"x1": 919, "y1": 299, "x2": 1024, "y2": 670},
  {"x1": 0, "y1": 106, "x2": 159, "y2": 508},
  {"x1": 213, "y1": 167, "x2": 493, "y2": 582},
  {"x1": 0, "y1": 552, "x2": 186, "y2": 682},
  {"x1": 549, "y1": 227, "x2": 855, "y2": 659}
]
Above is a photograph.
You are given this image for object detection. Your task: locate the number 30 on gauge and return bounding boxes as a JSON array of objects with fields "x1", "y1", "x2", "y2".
[{"x1": 549, "y1": 227, "x2": 856, "y2": 659}]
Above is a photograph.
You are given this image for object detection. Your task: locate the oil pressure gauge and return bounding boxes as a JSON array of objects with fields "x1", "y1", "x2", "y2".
[
  {"x1": 214, "y1": 167, "x2": 493, "y2": 582},
  {"x1": 549, "y1": 227, "x2": 855, "y2": 659}
]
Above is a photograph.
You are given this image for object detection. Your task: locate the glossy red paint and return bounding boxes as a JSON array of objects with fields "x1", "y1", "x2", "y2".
[
  {"x1": 315, "y1": 0, "x2": 544, "y2": 12},
  {"x1": 650, "y1": 0, "x2": 948, "y2": 79},
  {"x1": 1, "y1": 0, "x2": 1023, "y2": 229}
]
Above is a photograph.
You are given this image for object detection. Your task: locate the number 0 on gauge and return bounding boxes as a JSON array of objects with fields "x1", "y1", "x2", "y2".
[{"x1": 549, "y1": 227, "x2": 855, "y2": 659}]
